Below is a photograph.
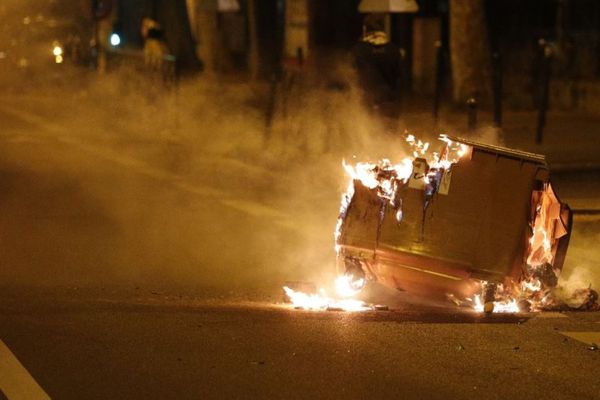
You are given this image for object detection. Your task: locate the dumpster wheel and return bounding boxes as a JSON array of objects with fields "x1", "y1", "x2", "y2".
[
  {"x1": 341, "y1": 256, "x2": 367, "y2": 292},
  {"x1": 482, "y1": 282, "x2": 498, "y2": 314}
]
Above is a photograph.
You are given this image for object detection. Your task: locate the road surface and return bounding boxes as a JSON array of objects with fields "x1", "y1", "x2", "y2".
[{"x1": 1, "y1": 289, "x2": 599, "y2": 400}]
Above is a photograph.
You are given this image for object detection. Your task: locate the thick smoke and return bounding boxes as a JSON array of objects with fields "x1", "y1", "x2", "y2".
[
  {"x1": 558, "y1": 217, "x2": 600, "y2": 292},
  {"x1": 1, "y1": 1, "x2": 597, "y2": 301},
  {"x1": 0, "y1": 45, "x2": 413, "y2": 294}
]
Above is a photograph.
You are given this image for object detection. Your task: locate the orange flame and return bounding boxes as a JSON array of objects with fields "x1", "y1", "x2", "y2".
[
  {"x1": 472, "y1": 294, "x2": 520, "y2": 313},
  {"x1": 283, "y1": 285, "x2": 371, "y2": 312}
]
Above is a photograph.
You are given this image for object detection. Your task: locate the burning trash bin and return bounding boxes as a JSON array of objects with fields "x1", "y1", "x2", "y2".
[{"x1": 335, "y1": 135, "x2": 572, "y2": 313}]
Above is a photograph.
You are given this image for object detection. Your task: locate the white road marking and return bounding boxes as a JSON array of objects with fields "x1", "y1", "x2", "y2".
[
  {"x1": 559, "y1": 331, "x2": 600, "y2": 346},
  {"x1": 0, "y1": 339, "x2": 50, "y2": 400}
]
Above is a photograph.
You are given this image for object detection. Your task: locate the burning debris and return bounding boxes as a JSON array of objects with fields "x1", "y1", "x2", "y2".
[
  {"x1": 282, "y1": 276, "x2": 391, "y2": 312},
  {"x1": 284, "y1": 133, "x2": 597, "y2": 314},
  {"x1": 282, "y1": 285, "x2": 371, "y2": 312}
]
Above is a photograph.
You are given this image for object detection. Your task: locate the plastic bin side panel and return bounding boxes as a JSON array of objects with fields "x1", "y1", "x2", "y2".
[
  {"x1": 378, "y1": 150, "x2": 543, "y2": 281},
  {"x1": 465, "y1": 151, "x2": 541, "y2": 280},
  {"x1": 338, "y1": 180, "x2": 381, "y2": 253}
]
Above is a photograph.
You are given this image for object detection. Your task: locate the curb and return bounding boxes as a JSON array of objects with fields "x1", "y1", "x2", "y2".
[
  {"x1": 550, "y1": 162, "x2": 600, "y2": 173},
  {"x1": 572, "y1": 209, "x2": 600, "y2": 215}
]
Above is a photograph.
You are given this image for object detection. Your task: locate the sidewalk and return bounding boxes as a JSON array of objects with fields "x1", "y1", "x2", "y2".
[{"x1": 394, "y1": 108, "x2": 600, "y2": 169}]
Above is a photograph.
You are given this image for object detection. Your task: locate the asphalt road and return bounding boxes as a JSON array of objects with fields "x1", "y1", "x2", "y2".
[
  {"x1": 0, "y1": 289, "x2": 599, "y2": 400},
  {"x1": 1, "y1": 90, "x2": 600, "y2": 399}
]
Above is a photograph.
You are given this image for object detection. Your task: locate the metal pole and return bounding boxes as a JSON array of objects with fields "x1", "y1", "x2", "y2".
[
  {"x1": 433, "y1": 40, "x2": 443, "y2": 121},
  {"x1": 467, "y1": 97, "x2": 477, "y2": 131},
  {"x1": 398, "y1": 47, "x2": 406, "y2": 116},
  {"x1": 296, "y1": 47, "x2": 304, "y2": 66},
  {"x1": 247, "y1": 0, "x2": 259, "y2": 81},
  {"x1": 492, "y1": 51, "x2": 502, "y2": 127},
  {"x1": 556, "y1": 0, "x2": 566, "y2": 47},
  {"x1": 92, "y1": 20, "x2": 99, "y2": 70},
  {"x1": 536, "y1": 45, "x2": 553, "y2": 144},
  {"x1": 93, "y1": 15, "x2": 106, "y2": 74},
  {"x1": 384, "y1": 13, "x2": 392, "y2": 37}
]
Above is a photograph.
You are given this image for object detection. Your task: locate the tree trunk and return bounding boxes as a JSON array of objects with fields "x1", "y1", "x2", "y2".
[
  {"x1": 197, "y1": 10, "x2": 218, "y2": 75},
  {"x1": 247, "y1": 0, "x2": 260, "y2": 81},
  {"x1": 155, "y1": 0, "x2": 201, "y2": 72},
  {"x1": 449, "y1": 0, "x2": 491, "y2": 104}
]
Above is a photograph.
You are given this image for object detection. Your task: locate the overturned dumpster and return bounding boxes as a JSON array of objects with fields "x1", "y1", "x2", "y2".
[{"x1": 336, "y1": 136, "x2": 572, "y2": 312}]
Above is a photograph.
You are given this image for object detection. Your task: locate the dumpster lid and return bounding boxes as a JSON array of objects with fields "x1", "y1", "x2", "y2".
[{"x1": 447, "y1": 136, "x2": 547, "y2": 164}]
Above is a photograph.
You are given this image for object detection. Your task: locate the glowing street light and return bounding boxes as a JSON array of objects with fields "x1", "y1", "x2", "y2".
[
  {"x1": 110, "y1": 33, "x2": 121, "y2": 47},
  {"x1": 52, "y1": 42, "x2": 63, "y2": 64}
]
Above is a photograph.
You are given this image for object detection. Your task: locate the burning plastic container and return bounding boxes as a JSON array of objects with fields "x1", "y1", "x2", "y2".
[{"x1": 336, "y1": 136, "x2": 572, "y2": 312}]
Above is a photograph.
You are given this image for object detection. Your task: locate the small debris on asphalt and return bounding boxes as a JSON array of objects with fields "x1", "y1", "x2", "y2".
[
  {"x1": 589, "y1": 343, "x2": 598, "y2": 351},
  {"x1": 250, "y1": 360, "x2": 266, "y2": 365},
  {"x1": 457, "y1": 344, "x2": 465, "y2": 351},
  {"x1": 513, "y1": 346, "x2": 520, "y2": 351}
]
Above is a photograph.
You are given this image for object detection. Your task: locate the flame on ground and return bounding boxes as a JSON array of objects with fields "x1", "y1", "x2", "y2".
[
  {"x1": 467, "y1": 276, "x2": 566, "y2": 314},
  {"x1": 472, "y1": 294, "x2": 520, "y2": 313},
  {"x1": 283, "y1": 285, "x2": 371, "y2": 312}
]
